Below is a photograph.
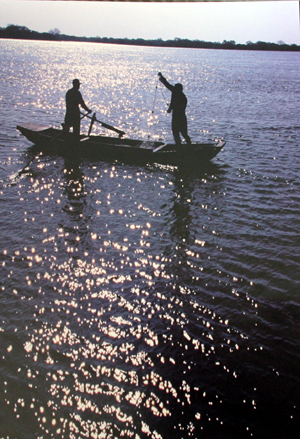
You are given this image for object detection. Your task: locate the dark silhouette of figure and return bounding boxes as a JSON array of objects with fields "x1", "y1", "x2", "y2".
[
  {"x1": 63, "y1": 79, "x2": 91, "y2": 139},
  {"x1": 158, "y1": 72, "x2": 191, "y2": 148}
]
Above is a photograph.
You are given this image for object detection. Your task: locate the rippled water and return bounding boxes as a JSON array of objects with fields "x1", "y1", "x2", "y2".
[{"x1": 1, "y1": 39, "x2": 300, "y2": 438}]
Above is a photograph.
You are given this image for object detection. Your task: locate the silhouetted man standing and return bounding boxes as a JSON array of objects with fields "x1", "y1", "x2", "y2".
[
  {"x1": 63, "y1": 79, "x2": 91, "y2": 139},
  {"x1": 158, "y1": 72, "x2": 191, "y2": 147}
]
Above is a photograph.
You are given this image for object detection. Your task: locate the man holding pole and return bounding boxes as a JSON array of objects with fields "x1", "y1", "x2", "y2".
[
  {"x1": 158, "y1": 72, "x2": 191, "y2": 148},
  {"x1": 63, "y1": 79, "x2": 92, "y2": 139}
]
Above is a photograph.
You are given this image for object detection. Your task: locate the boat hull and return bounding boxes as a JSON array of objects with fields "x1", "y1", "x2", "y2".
[{"x1": 17, "y1": 123, "x2": 225, "y2": 166}]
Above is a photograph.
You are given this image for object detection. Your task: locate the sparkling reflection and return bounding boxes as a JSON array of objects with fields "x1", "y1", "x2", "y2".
[
  {"x1": 1, "y1": 159, "x2": 266, "y2": 438},
  {"x1": 1, "y1": 40, "x2": 300, "y2": 439}
]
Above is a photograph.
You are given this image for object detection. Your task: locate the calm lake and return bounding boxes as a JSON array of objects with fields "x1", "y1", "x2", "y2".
[{"x1": 1, "y1": 39, "x2": 300, "y2": 438}]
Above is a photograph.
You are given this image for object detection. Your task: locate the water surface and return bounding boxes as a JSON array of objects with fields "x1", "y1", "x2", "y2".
[{"x1": 1, "y1": 40, "x2": 300, "y2": 438}]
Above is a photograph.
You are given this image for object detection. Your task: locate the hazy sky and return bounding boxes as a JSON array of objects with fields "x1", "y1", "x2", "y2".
[{"x1": 0, "y1": 1, "x2": 299, "y2": 45}]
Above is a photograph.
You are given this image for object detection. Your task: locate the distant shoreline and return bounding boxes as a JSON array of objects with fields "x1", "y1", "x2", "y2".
[{"x1": 1, "y1": 25, "x2": 299, "y2": 52}]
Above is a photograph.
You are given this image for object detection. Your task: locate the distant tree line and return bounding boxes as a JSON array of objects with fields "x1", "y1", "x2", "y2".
[{"x1": 1, "y1": 24, "x2": 300, "y2": 52}]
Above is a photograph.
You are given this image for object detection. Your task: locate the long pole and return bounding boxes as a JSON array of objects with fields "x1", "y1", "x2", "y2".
[{"x1": 80, "y1": 112, "x2": 125, "y2": 138}]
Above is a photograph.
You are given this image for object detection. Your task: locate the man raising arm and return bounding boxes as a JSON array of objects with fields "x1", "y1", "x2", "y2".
[{"x1": 158, "y1": 72, "x2": 191, "y2": 148}]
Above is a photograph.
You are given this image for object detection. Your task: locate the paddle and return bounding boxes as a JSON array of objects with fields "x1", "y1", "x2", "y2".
[
  {"x1": 60, "y1": 111, "x2": 89, "y2": 136},
  {"x1": 80, "y1": 112, "x2": 125, "y2": 138},
  {"x1": 88, "y1": 112, "x2": 96, "y2": 136},
  {"x1": 80, "y1": 112, "x2": 90, "y2": 120}
]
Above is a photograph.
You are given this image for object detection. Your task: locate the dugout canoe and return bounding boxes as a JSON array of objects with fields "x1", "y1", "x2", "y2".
[{"x1": 17, "y1": 123, "x2": 225, "y2": 165}]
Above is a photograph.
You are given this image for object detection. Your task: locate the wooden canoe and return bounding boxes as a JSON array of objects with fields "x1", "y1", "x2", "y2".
[{"x1": 17, "y1": 123, "x2": 225, "y2": 165}]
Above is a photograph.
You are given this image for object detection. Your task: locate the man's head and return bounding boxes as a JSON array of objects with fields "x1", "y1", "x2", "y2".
[
  {"x1": 73, "y1": 79, "x2": 81, "y2": 89},
  {"x1": 175, "y1": 83, "x2": 183, "y2": 92}
]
